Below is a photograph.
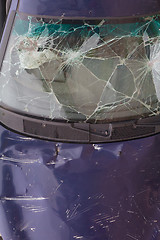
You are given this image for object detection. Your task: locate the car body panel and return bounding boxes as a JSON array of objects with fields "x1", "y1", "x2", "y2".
[
  {"x1": 1, "y1": 0, "x2": 160, "y2": 239},
  {"x1": 18, "y1": 0, "x2": 160, "y2": 18},
  {"x1": 0, "y1": 124, "x2": 160, "y2": 240}
]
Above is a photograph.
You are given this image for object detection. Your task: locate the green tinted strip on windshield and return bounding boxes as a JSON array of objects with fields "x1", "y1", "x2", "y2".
[{"x1": 13, "y1": 14, "x2": 160, "y2": 37}]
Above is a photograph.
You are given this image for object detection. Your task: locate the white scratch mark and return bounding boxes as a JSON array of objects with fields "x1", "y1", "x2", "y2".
[
  {"x1": 0, "y1": 156, "x2": 40, "y2": 164},
  {"x1": 1, "y1": 196, "x2": 48, "y2": 201},
  {"x1": 73, "y1": 236, "x2": 83, "y2": 239},
  {"x1": 127, "y1": 210, "x2": 134, "y2": 214},
  {"x1": 30, "y1": 228, "x2": 36, "y2": 232},
  {"x1": 127, "y1": 234, "x2": 139, "y2": 240},
  {"x1": 54, "y1": 180, "x2": 64, "y2": 194},
  {"x1": 136, "y1": 189, "x2": 148, "y2": 196},
  {"x1": 94, "y1": 214, "x2": 119, "y2": 223},
  {"x1": 92, "y1": 144, "x2": 102, "y2": 151},
  {"x1": 22, "y1": 204, "x2": 47, "y2": 213},
  {"x1": 68, "y1": 203, "x2": 81, "y2": 219},
  {"x1": 20, "y1": 223, "x2": 29, "y2": 231},
  {"x1": 133, "y1": 199, "x2": 148, "y2": 222}
]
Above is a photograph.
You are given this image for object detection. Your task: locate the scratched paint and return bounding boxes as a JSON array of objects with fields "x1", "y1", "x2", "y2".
[{"x1": 0, "y1": 125, "x2": 160, "y2": 239}]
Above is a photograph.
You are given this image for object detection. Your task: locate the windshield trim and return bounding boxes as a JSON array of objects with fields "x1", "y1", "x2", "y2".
[{"x1": 1, "y1": 106, "x2": 159, "y2": 143}]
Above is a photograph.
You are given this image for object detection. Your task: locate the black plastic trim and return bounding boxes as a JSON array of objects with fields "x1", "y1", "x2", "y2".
[{"x1": 1, "y1": 107, "x2": 160, "y2": 143}]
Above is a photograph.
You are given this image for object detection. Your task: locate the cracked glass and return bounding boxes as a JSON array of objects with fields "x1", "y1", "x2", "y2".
[{"x1": 0, "y1": 13, "x2": 160, "y2": 123}]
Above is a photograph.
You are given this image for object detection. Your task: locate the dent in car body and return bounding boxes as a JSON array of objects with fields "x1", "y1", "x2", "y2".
[
  {"x1": 0, "y1": 125, "x2": 160, "y2": 240},
  {"x1": 1, "y1": 0, "x2": 160, "y2": 239}
]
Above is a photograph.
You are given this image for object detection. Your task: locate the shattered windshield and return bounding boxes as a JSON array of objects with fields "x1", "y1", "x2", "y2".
[{"x1": 0, "y1": 13, "x2": 160, "y2": 122}]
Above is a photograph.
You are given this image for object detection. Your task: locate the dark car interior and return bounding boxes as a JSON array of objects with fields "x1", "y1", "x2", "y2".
[{"x1": 0, "y1": 0, "x2": 11, "y2": 41}]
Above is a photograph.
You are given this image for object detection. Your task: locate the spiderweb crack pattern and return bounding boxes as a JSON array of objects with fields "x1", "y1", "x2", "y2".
[{"x1": 0, "y1": 14, "x2": 160, "y2": 122}]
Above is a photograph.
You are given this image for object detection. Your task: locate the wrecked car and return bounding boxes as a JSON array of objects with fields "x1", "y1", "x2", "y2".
[{"x1": 1, "y1": 0, "x2": 160, "y2": 239}]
